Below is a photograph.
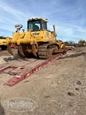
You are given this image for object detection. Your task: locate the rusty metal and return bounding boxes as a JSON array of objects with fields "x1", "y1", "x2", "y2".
[
  {"x1": 7, "y1": 45, "x2": 14, "y2": 55},
  {"x1": 0, "y1": 51, "x2": 67, "y2": 87}
]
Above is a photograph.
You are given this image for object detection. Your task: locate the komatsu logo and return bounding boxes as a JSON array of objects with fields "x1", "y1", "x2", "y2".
[{"x1": 32, "y1": 32, "x2": 39, "y2": 35}]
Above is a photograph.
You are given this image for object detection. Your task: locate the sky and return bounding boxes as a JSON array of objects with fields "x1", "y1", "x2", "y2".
[{"x1": 0, "y1": 0, "x2": 86, "y2": 43}]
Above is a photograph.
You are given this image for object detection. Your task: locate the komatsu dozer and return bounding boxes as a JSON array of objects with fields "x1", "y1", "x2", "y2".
[
  {"x1": 6, "y1": 18, "x2": 65, "y2": 59},
  {"x1": 78, "y1": 39, "x2": 86, "y2": 47}
]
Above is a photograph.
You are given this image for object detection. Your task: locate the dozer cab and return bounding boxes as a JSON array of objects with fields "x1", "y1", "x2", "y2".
[{"x1": 6, "y1": 18, "x2": 65, "y2": 59}]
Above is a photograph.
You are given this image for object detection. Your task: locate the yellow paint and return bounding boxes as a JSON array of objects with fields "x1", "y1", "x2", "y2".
[{"x1": 0, "y1": 37, "x2": 7, "y2": 46}]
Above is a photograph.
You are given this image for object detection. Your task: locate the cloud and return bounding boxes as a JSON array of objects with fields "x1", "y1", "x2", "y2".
[
  {"x1": 0, "y1": 0, "x2": 85, "y2": 42},
  {"x1": 0, "y1": 0, "x2": 31, "y2": 18}
]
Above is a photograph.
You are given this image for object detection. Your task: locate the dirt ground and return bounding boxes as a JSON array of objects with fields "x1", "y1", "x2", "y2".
[{"x1": 0, "y1": 47, "x2": 86, "y2": 115}]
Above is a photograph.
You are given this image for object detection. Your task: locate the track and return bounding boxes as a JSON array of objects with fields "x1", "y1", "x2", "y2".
[
  {"x1": 0, "y1": 50, "x2": 67, "y2": 87},
  {"x1": 38, "y1": 43, "x2": 59, "y2": 59}
]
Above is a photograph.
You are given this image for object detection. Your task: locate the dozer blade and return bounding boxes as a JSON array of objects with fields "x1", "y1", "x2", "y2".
[
  {"x1": 7, "y1": 45, "x2": 14, "y2": 55},
  {"x1": 18, "y1": 45, "x2": 25, "y2": 57}
]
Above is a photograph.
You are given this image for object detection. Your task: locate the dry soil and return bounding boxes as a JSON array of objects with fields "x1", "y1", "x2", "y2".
[{"x1": 0, "y1": 47, "x2": 86, "y2": 115}]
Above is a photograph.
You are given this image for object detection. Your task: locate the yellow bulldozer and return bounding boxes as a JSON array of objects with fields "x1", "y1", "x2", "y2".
[
  {"x1": 0, "y1": 36, "x2": 7, "y2": 50},
  {"x1": 78, "y1": 39, "x2": 86, "y2": 47},
  {"x1": 6, "y1": 18, "x2": 66, "y2": 59}
]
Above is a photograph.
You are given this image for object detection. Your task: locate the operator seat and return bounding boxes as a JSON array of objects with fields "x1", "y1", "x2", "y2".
[{"x1": 34, "y1": 25, "x2": 39, "y2": 30}]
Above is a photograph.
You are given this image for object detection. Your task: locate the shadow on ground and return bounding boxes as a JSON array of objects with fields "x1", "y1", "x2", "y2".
[
  {"x1": 0, "y1": 103, "x2": 5, "y2": 115},
  {"x1": 3, "y1": 54, "x2": 38, "y2": 62},
  {"x1": 3, "y1": 55, "x2": 21, "y2": 62}
]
